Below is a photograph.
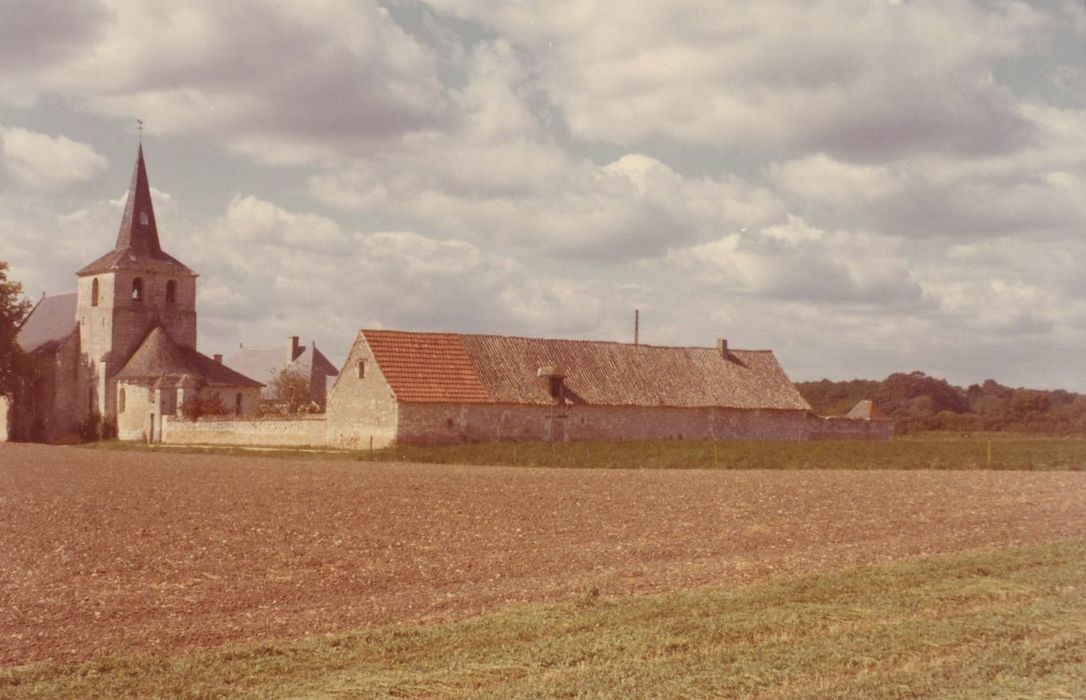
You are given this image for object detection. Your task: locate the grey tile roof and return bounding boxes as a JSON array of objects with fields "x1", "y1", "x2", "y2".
[
  {"x1": 224, "y1": 343, "x2": 338, "y2": 398},
  {"x1": 17, "y1": 293, "x2": 77, "y2": 353},
  {"x1": 115, "y1": 326, "x2": 263, "y2": 388}
]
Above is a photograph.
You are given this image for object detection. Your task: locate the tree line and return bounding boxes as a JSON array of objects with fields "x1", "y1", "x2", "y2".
[{"x1": 797, "y1": 372, "x2": 1086, "y2": 435}]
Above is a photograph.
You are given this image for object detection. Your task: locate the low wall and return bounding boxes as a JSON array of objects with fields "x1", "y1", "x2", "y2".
[
  {"x1": 396, "y1": 403, "x2": 811, "y2": 445},
  {"x1": 806, "y1": 415, "x2": 894, "y2": 441},
  {"x1": 162, "y1": 415, "x2": 328, "y2": 447}
]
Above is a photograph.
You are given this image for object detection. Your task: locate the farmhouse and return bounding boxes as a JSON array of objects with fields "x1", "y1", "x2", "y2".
[
  {"x1": 2, "y1": 145, "x2": 891, "y2": 446},
  {"x1": 324, "y1": 329, "x2": 815, "y2": 448},
  {"x1": 6, "y1": 146, "x2": 262, "y2": 443},
  {"x1": 225, "y1": 336, "x2": 339, "y2": 410}
]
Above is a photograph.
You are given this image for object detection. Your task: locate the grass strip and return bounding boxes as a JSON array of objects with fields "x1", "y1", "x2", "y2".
[
  {"x1": 86, "y1": 435, "x2": 1086, "y2": 471},
  {"x1": 4, "y1": 539, "x2": 1085, "y2": 698}
]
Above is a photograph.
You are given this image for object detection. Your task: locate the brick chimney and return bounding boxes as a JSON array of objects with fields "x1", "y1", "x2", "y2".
[
  {"x1": 288, "y1": 336, "x2": 301, "y2": 364},
  {"x1": 213, "y1": 353, "x2": 223, "y2": 364},
  {"x1": 716, "y1": 338, "x2": 728, "y2": 358}
]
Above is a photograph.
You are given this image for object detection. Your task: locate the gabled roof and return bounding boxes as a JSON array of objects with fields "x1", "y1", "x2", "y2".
[
  {"x1": 115, "y1": 326, "x2": 262, "y2": 388},
  {"x1": 224, "y1": 342, "x2": 338, "y2": 397},
  {"x1": 359, "y1": 329, "x2": 811, "y2": 410},
  {"x1": 846, "y1": 400, "x2": 891, "y2": 421},
  {"x1": 362, "y1": 332, "x2": 490, "y2": 403},
  {"x1": 78, "y1": 146, "x2": 193, "y2": 276},
  {"x1": 16, "y1": 293, "x2": 77, "y2": 353}
]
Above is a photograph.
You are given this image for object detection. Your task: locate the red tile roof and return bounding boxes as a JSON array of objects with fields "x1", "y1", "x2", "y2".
[
  {"x1": 360, "y1": 329, "x2": 810, "y2": 410},
  {"x1": 364, "y1": 331, "x2": 489, "y2": 403}
]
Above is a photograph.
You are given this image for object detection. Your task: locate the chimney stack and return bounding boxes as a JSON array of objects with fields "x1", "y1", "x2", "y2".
[
  {"x1": 213, "y1": 353, "x2": 223, "y2": 364},
  {"x1": 716, "y1": 338, "x2": 728, "y2": 358},
  {"x1": 288, "y1": 336, "x2": 300, "y2": 364}
]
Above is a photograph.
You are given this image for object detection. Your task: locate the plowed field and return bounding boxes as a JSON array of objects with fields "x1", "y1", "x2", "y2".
[{"x1": 1, "y1": 444, "x2": 1084, "y2": 666}]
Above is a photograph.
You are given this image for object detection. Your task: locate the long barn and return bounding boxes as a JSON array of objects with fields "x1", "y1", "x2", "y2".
[{"x1": 325, "y1": 329, "x2": 814, "y2": 448}]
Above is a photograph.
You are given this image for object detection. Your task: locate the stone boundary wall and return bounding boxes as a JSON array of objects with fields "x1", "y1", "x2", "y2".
[
  {"x1": 157, "y1": 405, "x2": 892, "y2": 448},
  {"x1": 162, "y1": 415, "x2": 328, "y2": 447},
  {"x1": 805, "y1": 415, "x2": 894, "y2": 441}
]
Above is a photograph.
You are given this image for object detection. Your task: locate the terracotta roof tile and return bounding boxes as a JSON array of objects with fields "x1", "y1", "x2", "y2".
[
  {"x1": 361, "y1": 329, "x2": 811, "y2": 410},
  {"x1": 363, "y1": 331, "x2": 490, "y2": 403}
]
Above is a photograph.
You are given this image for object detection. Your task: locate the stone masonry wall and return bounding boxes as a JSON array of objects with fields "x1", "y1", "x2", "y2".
[
  {"x1": 324, "y1": 336, "x2": 398, "y2": 449},
  {"x1": 396, "y1": 402, "x2": 811, "y2": 445},
  {"x1": 163, "y1": 415, "x2": 328, "y2": 447}
]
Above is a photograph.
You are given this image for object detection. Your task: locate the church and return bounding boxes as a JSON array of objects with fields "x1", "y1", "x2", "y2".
[{"x1": 8, "y1": 146, "x2": 262, "y2": 443}]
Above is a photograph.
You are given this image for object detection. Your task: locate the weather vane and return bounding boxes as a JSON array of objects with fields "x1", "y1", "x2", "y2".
[{"x1": 137, "y1": 118, "x2": 144, "y2": 143}]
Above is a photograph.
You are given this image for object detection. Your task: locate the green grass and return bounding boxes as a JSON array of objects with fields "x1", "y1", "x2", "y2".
[
  {"x1": 4, "y1": 539, "x2": 1085, "y2": 698},
  {"x1": 85, "y1": 435, "x2": 1086, "y2": 471}
]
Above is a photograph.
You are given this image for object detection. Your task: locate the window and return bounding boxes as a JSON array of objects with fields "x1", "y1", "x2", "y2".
[
  {"x1": 119, "y1": 388, "x2": 126, "y2": 413},
  {"x1": 166, "y1": 280, "x2": 177, "y2": 304},
  {"x1": 91, "y1": 278, "x2": 99, "y2": 307},
  {"x1": 140, "y1": 211, "x2": 149, "y2": 226},
  {"x1": 131, "y1": 277, "x2": 143, "y2": 301},
  {"x1": 548, "y1": 376, "x2": 564, "y2": 400},
  {"x1": 357, "y1": 360, "x2": 365, "y2": 378},
  {"x1": 235, "y1": 393, "x2": 242, "y2": 416}
]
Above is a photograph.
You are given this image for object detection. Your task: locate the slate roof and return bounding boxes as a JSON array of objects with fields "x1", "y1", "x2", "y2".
[
  {"x1": 360, "y1": 329, "x2": 811, "y2": 410},
  {"x1": 16, "y1": 293, "x2": 77, "y2": 353},
  {"x1": 115, "y1": 326, "x2": 263, "y2": 388},
  {"x1": 224, "y1": 343, "x2": 338, "y2": 398},
  {"x1": 78, "y1": 146, "x2": 193, "y2": 276},
  {"x1": 846, "y1": 399, "x2": 891, "y2": 421}
]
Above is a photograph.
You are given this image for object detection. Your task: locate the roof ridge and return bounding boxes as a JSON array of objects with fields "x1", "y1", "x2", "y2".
[{"x1": 361, "y1": 328, "x2": 763, "y2": 353}]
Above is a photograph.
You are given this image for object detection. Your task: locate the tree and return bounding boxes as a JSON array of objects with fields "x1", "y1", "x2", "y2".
[
  {"x1": 180, "y1": 392, "x2": 229, "y2": 420},
  {"x1": 0, "y1": 262, "x2": 32, "y2": 399},
  {"x1": 267, "y1": 367, "x2": 317, "y2": 413}
]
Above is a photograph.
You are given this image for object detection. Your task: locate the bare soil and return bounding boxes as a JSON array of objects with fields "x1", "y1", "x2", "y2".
[{"x1": 1, "y1": 443, "x2": 1084, "y2": 666}]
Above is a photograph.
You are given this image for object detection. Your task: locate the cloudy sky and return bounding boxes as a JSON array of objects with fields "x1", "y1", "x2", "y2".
[{"x1": 1, "y1": 0, "x2": 1084, "y2": 390}]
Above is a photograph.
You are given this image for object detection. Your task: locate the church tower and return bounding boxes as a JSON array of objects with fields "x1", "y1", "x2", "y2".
[{"x1": 75, "y1": 145, "x2": 198, "y2": 419}]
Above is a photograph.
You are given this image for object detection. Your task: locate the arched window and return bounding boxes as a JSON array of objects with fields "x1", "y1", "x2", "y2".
[
  {"x1": 235, "y1": 393, "x2": 243, "y2": 416},
  {"x1": 91, "y1": 278, "x2": 99, "y2": 307},
  {"x1": 119, "y1": 388, "x2": 126, "y2": 413},
  {"x1": 166, "y1": 280, "x2": 177, "y2": 305},
  {"x1": 132, "y1": 277, "x2": 144, "y2": 301}
]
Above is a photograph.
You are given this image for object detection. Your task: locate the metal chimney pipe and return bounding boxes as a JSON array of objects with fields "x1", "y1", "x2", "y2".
[{"x1": 634, "y1": 308, "x2": 640, "y2": 345}]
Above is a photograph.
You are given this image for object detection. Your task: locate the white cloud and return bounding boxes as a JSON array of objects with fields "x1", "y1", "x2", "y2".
[
  {"x1": 0, "y1": 126, "x2": 108, "y2": 192},
  {"x1": 427, "y1": 0, "x2": 1044, "y2": 158}
]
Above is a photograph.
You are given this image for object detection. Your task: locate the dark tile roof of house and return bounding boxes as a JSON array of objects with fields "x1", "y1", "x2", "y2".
[
  {"x1": 360, "y1": 329, "x2": 811, "y2": 410},
  {"x1": 78, "y1": 146, "x2": 193, "y2": 276},
  {"x1": 115, "y1": 326, "x2": 263, "y2": 388},
  {"x1": 17, "y1": 293, "x2": 77, "y2": 353}
]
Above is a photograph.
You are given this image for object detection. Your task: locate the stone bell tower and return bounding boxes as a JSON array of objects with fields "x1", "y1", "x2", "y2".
[{"x1": 74, "y1": 145, "x2": 198, "y2": 420}]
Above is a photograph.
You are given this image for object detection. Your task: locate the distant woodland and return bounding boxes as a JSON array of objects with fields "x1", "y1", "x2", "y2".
[{"x1": 796, "y1": 372, "x2": 1086, "y2": 435}]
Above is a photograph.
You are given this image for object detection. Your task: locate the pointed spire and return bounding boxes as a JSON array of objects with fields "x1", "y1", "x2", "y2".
[{"x1": 114, "y1": 145, "x2": 162, "y2": 256}]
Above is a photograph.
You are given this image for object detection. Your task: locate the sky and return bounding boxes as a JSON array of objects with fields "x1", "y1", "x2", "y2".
[{"x1": 1, "y1": 0, "x2": 1084, "y2": 391}]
